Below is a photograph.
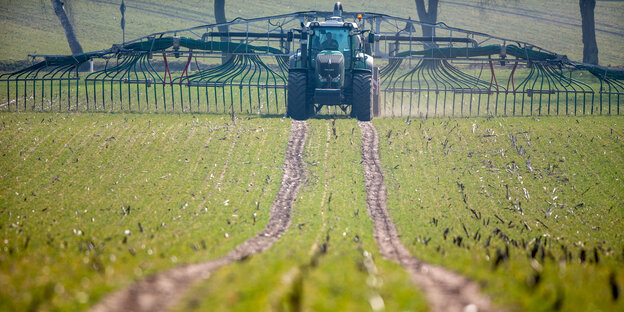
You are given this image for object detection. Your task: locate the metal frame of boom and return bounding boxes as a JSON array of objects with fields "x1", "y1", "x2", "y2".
[{"x1": 0, "y1": 10, "x2": 621, "y2": 116}]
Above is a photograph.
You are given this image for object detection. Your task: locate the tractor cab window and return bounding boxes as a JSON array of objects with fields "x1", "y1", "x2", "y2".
[{"x1": 311, "y1": 28, "x2": 350, "y2": 53}]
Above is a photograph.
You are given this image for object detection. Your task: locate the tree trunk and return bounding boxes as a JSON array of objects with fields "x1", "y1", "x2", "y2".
[
  {"x1": 414, "y1": 0, "x2": 439, "y2": 38},
  {"x1": 579, "y1": 0, "x2": 598, "y2": 64},
  {"x1": 214, "y1": 0, "x2": 231, "y2": 64},
  {"x1": 51, "y1": 0, "x2": 83, "y2": 55}
]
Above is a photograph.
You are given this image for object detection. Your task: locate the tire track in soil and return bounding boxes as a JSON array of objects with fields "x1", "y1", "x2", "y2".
[
  {"x1": 273, "y1": 121, "x2": 331, "y2": 308},
  {"x1": 358, "y1": 121, "x2": 497, "y2": 312},
  {"x1": 90, "y1": 120, "x2": 308, "y2": 312}
]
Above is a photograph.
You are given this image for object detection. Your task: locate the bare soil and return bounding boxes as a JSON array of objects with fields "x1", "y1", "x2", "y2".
[
  {"x1": 90, "y1": 120, "x2": 308, "y2": 312},
  {"x1": 358, "y1": 121, "x2": 498, "y2": 312}
]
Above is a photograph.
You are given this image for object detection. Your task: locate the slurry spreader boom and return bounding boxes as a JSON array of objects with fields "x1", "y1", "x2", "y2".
[{"x1": 1, "y1": 2, "x2": 622, "y2": 118}]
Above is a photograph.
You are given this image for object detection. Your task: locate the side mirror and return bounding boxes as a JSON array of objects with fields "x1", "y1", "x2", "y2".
[{"x1": 368, "y1": 33, "x2": 375, "y2": 44}]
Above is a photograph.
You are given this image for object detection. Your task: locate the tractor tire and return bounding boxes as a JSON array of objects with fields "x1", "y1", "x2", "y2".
[
  {"x1": 352, "y1": 71, "x2": 372, "y2": 121},
  {"x1": 287, "y1": 71, "x2": 310, "y2": 120}
]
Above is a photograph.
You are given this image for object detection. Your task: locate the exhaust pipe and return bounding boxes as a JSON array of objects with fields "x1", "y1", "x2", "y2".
[{"x1": 333, "y1": 2, "x2": 343, "y2": 17}]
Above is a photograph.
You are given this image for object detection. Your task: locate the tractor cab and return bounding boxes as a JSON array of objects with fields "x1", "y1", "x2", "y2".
[
  {"x1": 308, "y1": 25, "x2": 354, "y2": 90},
  {"x1": 310, "y1": 26, "x2": 353, "y2": 59}
]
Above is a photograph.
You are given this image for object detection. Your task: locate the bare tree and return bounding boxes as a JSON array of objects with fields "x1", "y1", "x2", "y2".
[
  {"x1": 579, "y1": 0, "x2": 599, "y2": 64},
  {"x1": 51, "y1": 0, "x2": 83, "y2": 55},
  {"x1": 63, "y1": 0, "x2": 75, "y2": 25},
  {"x1": 214, "y1": 0, "x2": 231, "y2": 63},
  {"x1": 414, "y1": 0, "x2": 439, "y2": 38}
]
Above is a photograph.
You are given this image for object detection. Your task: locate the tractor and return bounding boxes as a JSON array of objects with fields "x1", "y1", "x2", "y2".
[{"x1": 287, "y1": 2, "x2": 374, "y2": 121}]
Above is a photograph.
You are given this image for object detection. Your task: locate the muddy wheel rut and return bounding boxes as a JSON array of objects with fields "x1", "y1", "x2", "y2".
[
  {"x1": 276, "y1": 121, "x2": 332, "y2": 310},
  {"x1": 358, "y1": 121, "x2": 497, "y2": 312},
  {"x1": 90, "y1": 120, "x2": 308, "y2": 312}
]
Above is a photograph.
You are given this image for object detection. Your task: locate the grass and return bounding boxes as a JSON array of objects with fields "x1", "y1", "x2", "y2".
[
  {"x1": 374, "y1": 116, "x2": 624, "y2": 311},
  {"x1": 0, "y1": 112, "x2": 290, "y2": 311},
  {"x1": 0, "y1": 0, "x2": 622, "y2": 66}
]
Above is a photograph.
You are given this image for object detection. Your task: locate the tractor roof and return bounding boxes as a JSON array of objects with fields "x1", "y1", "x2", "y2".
[
  {"x1": 303, "y1": 2, "x2": 358, "y2": 29},
  {"x1": 305, "y1": 20, "x2": 358, "y2": 29}
]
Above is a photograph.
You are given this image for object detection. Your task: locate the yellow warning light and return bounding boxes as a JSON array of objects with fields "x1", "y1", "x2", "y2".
[{"x1": 357, "y1": 13, "x2": 363, "y2": 19}]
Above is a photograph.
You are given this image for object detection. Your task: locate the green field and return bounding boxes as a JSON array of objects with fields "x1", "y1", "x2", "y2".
[
  {"x1": 1, "y1": 112, "x2": 623, "y2": 311},
  {"x1": 0, "y1": 113, "x2": 290, "y2": 310},
  {"x1": 375, "y1": 116, "x2": 624, "y2": 311},
  {"x1": 0, "y1": 0, "x2": 622, "y2": 66}
]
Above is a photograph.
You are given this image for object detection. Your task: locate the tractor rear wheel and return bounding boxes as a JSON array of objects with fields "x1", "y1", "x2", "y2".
[
  {"x1": 287, "y1": 71, "x2": 311, "y2": 120},
  {"x1": 352, "y1": 71, "x2": 372, "y2": 121}
]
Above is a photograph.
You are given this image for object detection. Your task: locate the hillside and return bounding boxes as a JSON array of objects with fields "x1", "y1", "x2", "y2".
[{"x1": 0, "y1": 0, "x2": 622, "y2": 66}]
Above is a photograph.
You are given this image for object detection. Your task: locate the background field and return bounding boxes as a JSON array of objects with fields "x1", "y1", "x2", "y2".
[{"x1": 0, "y1": 0, "x2": 622, "y2": 68}]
